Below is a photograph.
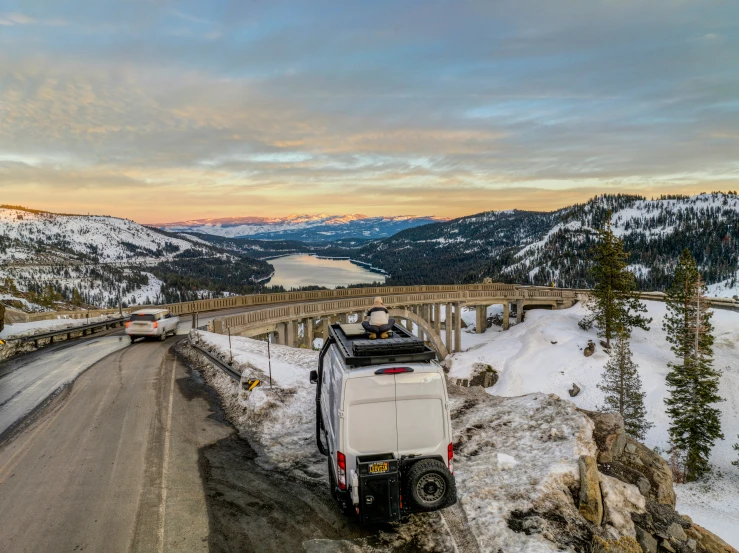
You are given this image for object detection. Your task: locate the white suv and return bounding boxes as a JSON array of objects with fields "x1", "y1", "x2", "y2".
[
  {"x1": 311, "y1": 323, "x2": 456, "y2": 524},
  {"x1": 126, "y1": 309, "x2": 179, "y2": 343}
]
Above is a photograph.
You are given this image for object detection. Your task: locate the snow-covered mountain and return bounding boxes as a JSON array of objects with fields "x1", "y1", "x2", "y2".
[
  {"x1": 0, "y1": 206, "x2": 272, "y2": 309},
  {"x1": 353, "y1": 192, "x2": 739, "y2": 297},
  {"x1": 156, "y1": 214, "x2": 445, "y2": 242}
]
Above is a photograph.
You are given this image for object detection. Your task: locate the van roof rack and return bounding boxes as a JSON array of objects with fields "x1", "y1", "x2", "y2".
[{"x1": 328, "y1": 323, "x2": 437, "y2": 367}]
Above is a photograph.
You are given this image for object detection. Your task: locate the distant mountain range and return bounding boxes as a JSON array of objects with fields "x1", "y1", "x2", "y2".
[{"x1": 155, "y1": 214, "x2": 446, "y2": 242}]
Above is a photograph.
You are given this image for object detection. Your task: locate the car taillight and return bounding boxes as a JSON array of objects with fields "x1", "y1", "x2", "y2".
[
  {"x1": 125, "y1": 322, "x2": 130, "y2": 328},
  {"x1": 153, "y1": 321, "x2": 158, "y2": 328},
  {"x1": 448, "y1": 442, "x2": 454, "y2": 474},
  {"x1": 374, "y1": 367, "x2": 414, "y2": 375},
  {"x1": 337, "y1": 451, "x2": 347, "y2": 491}
]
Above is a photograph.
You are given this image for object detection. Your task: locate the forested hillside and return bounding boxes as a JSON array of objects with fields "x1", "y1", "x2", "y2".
[
  {"x1": 0, "y1": 206, "x2": 273, "y2": 310},
  {"x1": 351, "y1": 193, "x2": 739, "y2": 294}
]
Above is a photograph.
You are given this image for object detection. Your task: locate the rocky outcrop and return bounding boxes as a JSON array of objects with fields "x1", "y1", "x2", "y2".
[
  {"x1": 0, "y1": 303, "x2": 4, "y2": 333},
  {"x1": 579, "y1": 409, "x2": 737, "y2": 553},
  {"x1": 579, "y1": 455, "x2": 604, "y2": 525}
]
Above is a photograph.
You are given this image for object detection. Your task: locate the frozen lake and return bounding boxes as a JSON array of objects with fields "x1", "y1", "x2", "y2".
[{"x1": 266, "y1": 254, "x2": 385, "y2": 289}]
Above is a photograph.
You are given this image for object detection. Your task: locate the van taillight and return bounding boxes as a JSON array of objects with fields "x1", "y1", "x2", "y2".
[
  {"x1": 153, "y1": 321, "x2": 158, "y2": 329},
  {"x1": 337, "y1": 451, "x2": 347, "y2": 490},
  {"x1": 448, "y1": 443, "x2": 454, "y2": 474},
  {"x1": 125, "y1": 322, "x2": 130, "y2": 328},
  {"x1": 374, "y1": 367, "x2": 414, "y2": 375}
]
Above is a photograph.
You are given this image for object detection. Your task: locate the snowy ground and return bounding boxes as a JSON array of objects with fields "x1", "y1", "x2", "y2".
[
  {"x1": 0, "y1": 313, "x2": 125, "y2": 340},
  {"x1": 447, "y1": 300, "x2": 739, "y2": 548},
  {"x1": 191, "y1": 331, "x2": 657, "y2": 552}
]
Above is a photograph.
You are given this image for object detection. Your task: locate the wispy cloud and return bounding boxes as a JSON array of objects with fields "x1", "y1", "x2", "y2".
[{"x1": 0, "y1": 0, "x2": 737, "y2": 220}]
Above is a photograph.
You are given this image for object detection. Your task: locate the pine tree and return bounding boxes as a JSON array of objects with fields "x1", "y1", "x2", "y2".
[
  {"x1": 597, "y1": 330, "x2": 653, "y2": 440},
  {"x1": 733, "y1": 439, "x2": 738, "y2": 468},
  {"x1": 580, "y1": 217, "x2": 651, "y2": 347},
  {"x1": 663, "y1": 249, "x2": 723, "y2": 482}
]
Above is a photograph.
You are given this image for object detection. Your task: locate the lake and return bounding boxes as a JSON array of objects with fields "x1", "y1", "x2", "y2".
[{"x1": 266, "y1": 254, "x2": 386, "y2": 290}]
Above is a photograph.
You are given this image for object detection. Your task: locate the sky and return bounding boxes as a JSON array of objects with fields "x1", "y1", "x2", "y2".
[{"x1": 1, "y1": 0, "x2": 738, "y2": 223}]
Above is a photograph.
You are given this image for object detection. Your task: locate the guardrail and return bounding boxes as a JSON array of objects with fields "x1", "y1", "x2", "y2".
[
  {"x1": 190, "y1": 342, "x2": 242, "y2": 382},
  {"x1": 11, "y1": 317, "x2": 130, "y2": 348}
]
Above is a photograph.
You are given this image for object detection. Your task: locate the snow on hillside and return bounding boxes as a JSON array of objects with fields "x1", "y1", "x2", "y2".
[
  {"x1": 187, "y1": 333, "x2": 649, "y2": 552},
  {"x1": 448, "y1": 301, "x2": 739, "y2": 548},
  {"x1": 0, "y1": 207, "x2": 195, "y2": 263}
]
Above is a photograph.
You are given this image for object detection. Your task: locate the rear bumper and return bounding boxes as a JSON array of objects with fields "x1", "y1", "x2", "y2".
[{"x1": 125, "y1": 328, "x2": 162, "y2": 336}]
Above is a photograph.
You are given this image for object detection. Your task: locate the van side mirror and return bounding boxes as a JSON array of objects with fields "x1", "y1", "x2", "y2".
[{"x1": 309, "y1": 370, "x2": 318, "y2": 385}]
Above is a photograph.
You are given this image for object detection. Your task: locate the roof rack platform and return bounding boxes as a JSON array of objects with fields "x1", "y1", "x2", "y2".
[{"x1": 329, "y1": 323, "x2": 437, "y2": 367}]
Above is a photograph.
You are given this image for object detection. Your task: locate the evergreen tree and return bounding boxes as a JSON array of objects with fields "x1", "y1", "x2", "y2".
[
  {"x1": 580, "y1": 217, "x2": 651, "y2": 347},
  {"x1": 597, "y1": 330, "x2": 653, "y2": 440},
  {"x1": 733, "y1": 439, "x2": 738, "y2": 468},
  {"x1": 663, "y1": 249, "x2": 723, "y2": 482}
]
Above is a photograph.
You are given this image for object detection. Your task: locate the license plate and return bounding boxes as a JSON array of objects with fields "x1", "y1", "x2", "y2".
[{"x1": 369, "y1": 462, "x2": 388, "y2": 474}]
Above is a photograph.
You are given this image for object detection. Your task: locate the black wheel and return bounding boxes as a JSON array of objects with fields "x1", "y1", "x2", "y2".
[
  {"x1": 159, "y1": 332, "x2": 166, "y2": 341},
  {"x1": 129, "y1": 336, "x2": 136, "y2": 343},
  {"x1": 406, "y1": 459, "x2": 456, "y2": 511}
]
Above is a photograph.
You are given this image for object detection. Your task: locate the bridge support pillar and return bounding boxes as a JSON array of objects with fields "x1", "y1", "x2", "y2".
[
  {"x1": 305, "y1": 318, "x2": 314, "y2": 349},
  {"x1": 515, "y1": 300, "x2": 525, "y2": 324},
  {"x1": 276, "y1": 322, "x2": 287, "y2": 345},
  {"x1": 503, "y1": 302, "x2": 510, "y2": 330},
  {"x1": 404, "y1": 307, "x2": 413, "y2": 331},
  {"x1": 454, "y1": 303, "x2": 462, "y2": 353},
  {"x1": 475, "y1": 305, "x2": 488, "y2": 334},
  {"x1": 433, "y1": 304, "x2": 441, "y2": 336},
  {"x1": 288, "y1": 320, "x2": 299, "y2": 347},
  {"x1": 445, "y1": 303, "x2": 452, "y2": 349}
]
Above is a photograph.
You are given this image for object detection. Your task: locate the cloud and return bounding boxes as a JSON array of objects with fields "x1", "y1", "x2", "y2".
[{"x1": 0, "y1": 0, "x2": 737, "y2": 219}]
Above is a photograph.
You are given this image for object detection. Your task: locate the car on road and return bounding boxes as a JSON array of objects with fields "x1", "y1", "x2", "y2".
[
  {"x1": 311, "y1": 322, "x2": 456, "y2": 524},
  {"x1": 125, "y1": 308, "x2": 179, "y2": 342}
]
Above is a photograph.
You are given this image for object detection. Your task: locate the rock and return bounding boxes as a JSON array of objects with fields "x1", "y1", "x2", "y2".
[
  {"x1": 0, "y1": 303, "x2": 5, "y2": 333},
  {"x1": 600, "y1": 340, "x2": 610, "y2": 349},
  {"x1": 579, "y1": 409, "x2": 627, "y2": 464},
  {"x1": 686, "y1": 538, "x2": 697, "y2": 551},
  {"x1": 619, "y1": 438, "x2": 676, "y2": 507},
  {"x1": 635, "y1": 527, "x2": 658, "y2": 553},
  {"x1": 469, "y1": 363, "x2": 499, "y2": 388},
  {"x1": 661, "y1": 540, "x2": 676, "y2": 553},
  {"x1": 584, "y1": 340, "x2": 596, "y2": 357},
  {"x1": 689, "y1": 524, "x2": 738, "y2": 553},
  {"x1": 599, "y1": 461, "x2": 652, "y2": 497},
  {"x1": 441, "y1": 359, "x2": 453, "y2": 372},
  {"x1": 578, "y1": 455, "x2": 603, "y2": 525},
  {"x1": 599, "y1": 473, "x2": 645, "y2": 537},
  {"x1": 667, "y1": 522, "x2": 687, "y2": 541},
  {"x1": 569, "y1": 383, "x2": 581, "y2": 397}
]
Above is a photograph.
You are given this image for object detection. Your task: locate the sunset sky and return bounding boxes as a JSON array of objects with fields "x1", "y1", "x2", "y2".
[{"x1": 1, "y1": 0, "x2": 737, "y2": 223}]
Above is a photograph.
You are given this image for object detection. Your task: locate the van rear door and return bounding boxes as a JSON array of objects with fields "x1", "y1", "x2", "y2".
[
  {"x1": 394, "y1": 371, "x2": 447, "y2": 455},
  {"x1": 345, "y1": 375, "x2": 398, "y2": 456}
]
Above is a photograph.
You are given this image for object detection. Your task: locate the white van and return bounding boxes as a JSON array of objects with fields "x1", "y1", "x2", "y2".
[
  {"x1": 125, "y1": 308, "x2": 180, "y2": 342},
  {"x1": 311, "y1": 323, "x2": 456, "y2": 524}
]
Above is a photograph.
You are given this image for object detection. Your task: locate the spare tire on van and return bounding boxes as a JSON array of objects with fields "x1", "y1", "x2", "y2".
[{"x1": 406, "y1": 459, "x2": 457, "y2": 511}]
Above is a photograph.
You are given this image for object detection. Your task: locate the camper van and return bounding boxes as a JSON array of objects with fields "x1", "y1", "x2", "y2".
[{"x1": 311, "y1": 323, "x2": 456, "y2": 524}]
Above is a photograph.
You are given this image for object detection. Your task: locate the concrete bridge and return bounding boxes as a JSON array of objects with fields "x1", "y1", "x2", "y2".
[{"x1": 184, "y1": 284, "x2": 581, "y2": 360}]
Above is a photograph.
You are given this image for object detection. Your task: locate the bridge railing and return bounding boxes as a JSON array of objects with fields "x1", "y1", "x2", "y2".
[{"x1": 133, "y1": 283, "x2": 521, "y2": 316}]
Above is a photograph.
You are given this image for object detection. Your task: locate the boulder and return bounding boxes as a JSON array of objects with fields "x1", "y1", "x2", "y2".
[
  {"x1": 667, "y1": 522, "x2": 687, "y2": 541},
  {"x1": 619, "y1": 437, "x2": 676, "y2": 508},
  {"x1": 569, "y1": 383, "x2": 581, "y2": 397},
  {"x1": 635, "y1": 527, "x2": 658, "y2": 553},
  {"x1": 578, "y1": 455, "x2": 603, "y2": 526},
  {"x1": 469, "y1": 363, "x2": 498, "y2": 388},
  {"x1": 579, "y1": 409, "x2": 627, "y2": 464},
  {"x1": 584, "y1": 340, "x2": 596, "y2": 357}
]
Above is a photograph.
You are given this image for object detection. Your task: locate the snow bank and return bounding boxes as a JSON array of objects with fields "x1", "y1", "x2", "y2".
[
  {"x1": 447, "y1": 300, "x2": 739, "y2": 548},
  {"x1": 0, "y1": 313, "x2": 123, "y2": 340},
  {"x1": 190, "y1": 331, "x2": 656, "y2": 552}
]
